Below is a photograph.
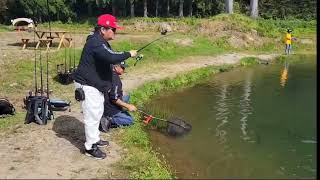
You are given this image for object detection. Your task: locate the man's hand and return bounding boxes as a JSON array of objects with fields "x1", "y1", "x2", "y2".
[
  {"x1": 129, "y1": 50, "x2": 138, "y2": 57},
  {"x1": 126, "y1": 104, "x2": 137, "y2": 112}
]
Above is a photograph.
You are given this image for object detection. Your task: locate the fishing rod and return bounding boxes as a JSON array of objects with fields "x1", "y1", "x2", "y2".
[
  {"x1": 137, "y1": 33, "x2": 171, "y2": 53},
  {"x1": 134, "y1": 32, "x2": 173, "y2": 66},
  {"x1": 34, "y1": 30, "x2": 37, "y2": 94},
  {"x1": 56, "y1": 42, "x2": 74, "y2": 85},
  {"x1": 73, "y1": 34, "x2": 76, "y2": 70},
  {"x1": 46, "y1": 47, "x2": 49, "y2": 98},
  {"x1": 39, "y1": 47, "x2": 43, "y2": 96}
]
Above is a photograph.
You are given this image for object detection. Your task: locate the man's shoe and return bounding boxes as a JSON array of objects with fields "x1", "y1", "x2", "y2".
[
  {"x1": 85, "y1": 144, "x2": 106, "y2": 159},
  {"x1": 96, "y1": 140, "x2": 109, "y2": 147},
  {"x1": 100, "y1": 116, "x2": 112, "y2": 132}
]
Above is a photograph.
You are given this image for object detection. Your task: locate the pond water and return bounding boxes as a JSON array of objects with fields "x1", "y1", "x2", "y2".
[{"x1": 144, "y1": 55, "x2": 316, "y2": 179}]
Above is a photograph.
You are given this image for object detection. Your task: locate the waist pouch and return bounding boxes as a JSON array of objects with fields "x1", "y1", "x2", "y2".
[{"x1": 75, "y1": 88, "x2": 85, "y2": 101}]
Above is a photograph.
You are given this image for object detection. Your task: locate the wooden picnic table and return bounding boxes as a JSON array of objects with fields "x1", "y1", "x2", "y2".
[{"x1": 34, "y1": 30, "x2": 72, "y2": 50}]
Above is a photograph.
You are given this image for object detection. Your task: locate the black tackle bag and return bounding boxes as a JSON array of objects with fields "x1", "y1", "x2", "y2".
[
  {"x1": 0, "y1": 98, "x2": 15, "y2": 117},
  {"x1": 24, "y1": 96, "x2": 53, "y2": 125}
]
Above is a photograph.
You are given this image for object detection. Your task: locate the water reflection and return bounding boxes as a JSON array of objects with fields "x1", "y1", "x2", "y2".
[
  {"x1": 207, "y1": 83, "x2": 235, "y2": 175},
  {"x1": 239, "y1": 70, "x2": 253, "y2": 142},
  {"x1": 215, "y1": 83, "x2": 230, "y2": 144},
  {"x1": 147, "y1": 55, "x2": 316, "y2": 179},
  {"x1": 280, "y1": 61, "x2": 289, "y2": 87}
]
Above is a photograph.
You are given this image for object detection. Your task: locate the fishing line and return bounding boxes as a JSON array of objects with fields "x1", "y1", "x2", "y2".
[{"x1": 134, "y1": 33, "x2": 174, "y2": 66}]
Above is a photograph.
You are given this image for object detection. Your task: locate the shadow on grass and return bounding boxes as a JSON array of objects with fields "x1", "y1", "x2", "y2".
[
  {"x1": 52, "y1": 115, "x2": 85, "y2": 152},
  {"x1": 7, "y1": 42, "x2": 61, "y2": 49}
]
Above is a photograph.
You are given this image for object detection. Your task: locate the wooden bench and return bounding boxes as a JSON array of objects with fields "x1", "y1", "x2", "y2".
[
  {"x1": 21, "y1": 38, "x2": 30, "y2": 50},
  {"x1": 36, "y1": 39, "x2": 52, "y2": 51}
]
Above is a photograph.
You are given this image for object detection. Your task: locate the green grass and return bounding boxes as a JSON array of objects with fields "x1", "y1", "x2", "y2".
[
  {"x1": 38, "y1": 21, "x2": 93, "y2": 33},
  {"x1": 0, "y1": 24, "x2": 10, "y2": 32},
  {"x1": 0, "y1": 112, "x2": 25, "y2": 130},
  {"x1": 117, "y1": 123, "x2": 172, "y2": 179},
  {"x1": 209, "y1": 13, "x2": 316, "y2": 37},
  {"x1": 112, "y1": 35, "x2": 229, "y2": 67},
  {"x1": 240, "y1": 57, "x2": 260, "y2": 66}
]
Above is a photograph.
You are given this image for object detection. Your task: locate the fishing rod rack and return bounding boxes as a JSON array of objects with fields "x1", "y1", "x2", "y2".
[
  {"x1": 56, "y1": 35, "x2": 76, "y2": 85},
  {"x1": 23, "y1": 32, "x2": 71, "y2": 125}
]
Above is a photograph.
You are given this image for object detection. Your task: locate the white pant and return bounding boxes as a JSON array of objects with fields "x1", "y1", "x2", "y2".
[{"x1": 74, "y1": 82, "x2": 104, "y2": 150}]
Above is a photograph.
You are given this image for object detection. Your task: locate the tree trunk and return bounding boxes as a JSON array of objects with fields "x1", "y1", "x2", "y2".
[
  {"x1": 250, "y1": 0, "x2": 259, "y2": 18},
  {"x1": 57, "y1": 12, "x2": 60, "y2": 21},
  {"x1": 112, "y1": 0, "x2": 116, "y2": 16},
  {"x1": 225, "y1": 0, "x2": 233, "y2": 14},
  {"x1": 123, "y1": 0, "x2": 127, "y2": 17},
  {"x1": 166, "y1": 0, "x2": 170, "y2": 17},
  {"x1": 144, "y1": 0, "x2": 148, "y2": 17},
  {"x1": 188, "y1": 0, "x2": 193, "y2": 17},
  {"x1": 130, "y1": 0, "x2": 135, "y2": 17},
  {"x1": 87, "y1": 2, "x2": 92, "y2": 16},
  {"x1": 179, "y1": 0, "x2": 184, "y2": 17},
  {"x1": 155, "y1": 0, "x2": 159, "y2": 17}
]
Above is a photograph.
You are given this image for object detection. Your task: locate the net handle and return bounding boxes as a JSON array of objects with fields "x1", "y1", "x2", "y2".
[{"x1": 136, "y1": 109, "x2": 189, "y2": 129}]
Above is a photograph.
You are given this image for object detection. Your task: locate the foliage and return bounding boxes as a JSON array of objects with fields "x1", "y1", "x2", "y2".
[
  {"x1": 0, "y1": 0, "x2": 316, "y2": 24},
  {"x1": 0, "y1": 112, "x2": 25, "y2": 130},
  {"x1": 117, "y1": 123, "x2": 172, "y2": 179},
  {"x1": 240, "y1": 57, "x2": 260, "y2": 66},
  {"x1": 0, "y1": 24, "x2": 10, "y2": 32},
  {"x1": 258, "y1": 0, "x2": 316, "y2": 20},
  {"x1": 5, "y1": 0, "x2": 76, "y2": 24}
]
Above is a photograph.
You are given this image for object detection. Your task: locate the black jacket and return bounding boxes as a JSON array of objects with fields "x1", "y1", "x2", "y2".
[
  {"x1": 72, "y1": 31, "x2": 131, "y2": 92},
  {"x1": 103, "y1": 71, "x2": 123, "y2": 116}
]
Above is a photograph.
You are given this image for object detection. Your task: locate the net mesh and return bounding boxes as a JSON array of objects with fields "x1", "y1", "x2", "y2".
[{"x1": 139, "y1": 111, "x2": 192, "y2": 137}]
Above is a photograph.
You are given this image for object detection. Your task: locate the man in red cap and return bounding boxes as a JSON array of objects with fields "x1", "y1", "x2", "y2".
[{"x1": 72, "y1": 14, "x2": 137, "y2": 159}]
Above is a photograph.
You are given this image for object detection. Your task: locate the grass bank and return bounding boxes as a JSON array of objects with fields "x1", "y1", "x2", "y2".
[{"x1": 115, "y1": 64, "x2": 236, "y2": 178}]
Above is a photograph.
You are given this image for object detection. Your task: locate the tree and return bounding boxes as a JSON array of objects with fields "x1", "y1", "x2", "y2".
[
  {"x1": 143, "y1": 0, "x2": 148, "y2": 17},
  {"x1": 225, "y1": 0, "x2": 233, "y2": 14},
  {"x1": 188, "y1": 0, "x2": 194, "y2": 16},
  {"x1": 155, "y1": 0, "x2": 159, "y2": 17},
  {"x1": 250, "y1": 0, "x2": 258, "y2": 18},
  {"x1": 179, "y1": 0, "x2": 184, "y2": 17},
  {"x1": 129, "y1": 0, "x2": 135, "y2": 17},
  {"x1": 166, "y1": 0, "x2": 170, "y2": 17},
  {"x1": 0, "y1": 0, "x2": 8, "y2": 23}
]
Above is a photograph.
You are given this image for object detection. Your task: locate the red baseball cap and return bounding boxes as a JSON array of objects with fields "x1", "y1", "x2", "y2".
[{"x1": 97, "y1": 14, "x2": 123, "y2": 30}]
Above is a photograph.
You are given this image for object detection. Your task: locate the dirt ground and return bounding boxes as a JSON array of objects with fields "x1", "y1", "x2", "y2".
[{"x1": 0, "y1": 30, "x2": 278, "y2": 179}]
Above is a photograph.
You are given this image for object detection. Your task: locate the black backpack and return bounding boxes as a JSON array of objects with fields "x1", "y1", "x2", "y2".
[
  {"x1": 0, "y1": 98, "x2": 15, "y2": 117},
  {"x1": 24, "y1": 96, "x2": 53, "y2": 125}
]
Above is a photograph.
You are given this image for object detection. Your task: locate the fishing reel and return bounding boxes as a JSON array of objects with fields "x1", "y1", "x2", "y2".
[
  {"x1": 134, "y1": 54, "x2": 144, "y2": 66},
  {"x1": 56, "y1": 63, "x2": 74, "y2": 85}
]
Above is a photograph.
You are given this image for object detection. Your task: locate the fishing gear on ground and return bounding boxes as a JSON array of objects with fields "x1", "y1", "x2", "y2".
[
  {"x1": 0, "y1": 98, "x2": 15, "y2": 118},
  {"x1": 56, "y1": 42, "x2": 76, "y2": 85},
  {"x1": 24, "y1": 47, "x2": 53, "y2": 125},
  {"x1": 137, "y1": 109, "x2": 192, "y2": 137},
  {"x1": 24, "y1": 40, "x2": 70, "y2": 125}
]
